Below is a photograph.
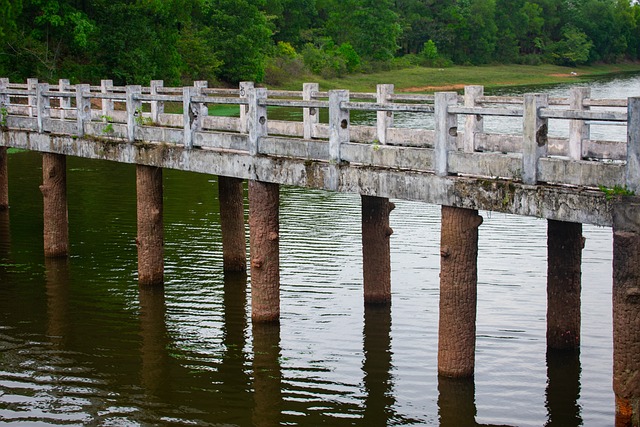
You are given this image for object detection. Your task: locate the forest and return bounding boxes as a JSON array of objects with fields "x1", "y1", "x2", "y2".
[{"x1": 1, "y1": 0, "x2": 639, "y2": 86}]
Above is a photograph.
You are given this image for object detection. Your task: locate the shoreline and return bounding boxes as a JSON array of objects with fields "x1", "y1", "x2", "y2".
[{"x1": 278, "y1": 62, "x2": 640, "y2": 93}]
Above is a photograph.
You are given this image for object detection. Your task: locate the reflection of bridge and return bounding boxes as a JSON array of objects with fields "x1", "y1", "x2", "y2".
[{"x1": 1, "y1": 78, "x2": 638, "y2": 425}]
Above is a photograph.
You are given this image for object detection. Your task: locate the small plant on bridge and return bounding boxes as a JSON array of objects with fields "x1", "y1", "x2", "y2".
[
  {"x1": 135, "y1": 107, "x2": 154, "y2": 126},
  {"x1": 101, "y1": 115, "x2": 114, "y2": 134},
  {"x1": 1, "y1": 104, "x2": 8, "y2": 128},
  {"x1": 599, "y1": 185, "x2": 635, "y2": 200}
]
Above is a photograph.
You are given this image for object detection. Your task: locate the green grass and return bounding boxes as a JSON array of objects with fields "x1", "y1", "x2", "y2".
[{"x1": 274, "y1": 62, "x2": 640, "y2": 93}]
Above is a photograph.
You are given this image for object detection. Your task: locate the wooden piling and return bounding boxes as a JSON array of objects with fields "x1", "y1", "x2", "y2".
[
  {"x1": 218, "y1": 176, "x2": 246, "y2": 272},
  {"x1": 361, "y1": 195, "x2": 394, "y2": 304},
  {"x1": 0, "y1": 147, "x2": 7, "y2": 211},
  {"x1": 40, "y1": 153, "x2": 69, "y2": 258},
  {"x1": 136, "y1": 165, "x2": 163, "y2": 286},
  {"x1": 438, "y1": 205, "x2": 482, "y2": 377},
  {"x1": 248, "y1": 180, "x2": 280, "y2": 322},
  {"x1": 612, "y1": 198, "x2": 640, "y2": 427},
  {"x1": 547, "y1": 220, "x2": 583, "y2": 349}
]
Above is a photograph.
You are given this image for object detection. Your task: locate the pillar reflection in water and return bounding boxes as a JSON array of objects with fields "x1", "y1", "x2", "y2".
[
  {"x1": 0, "y1": 210, "x2": 9, "y2": 258},
  {"x1": 45, "y1": 257, "x2": 70, "y2": 347},
  {"x1": 139, "y1": 285, "x2": 170, "y2": 396},
  {"x1": 219, "y1": 272, "x2": 252, "y2": 417},
  {"x1": 438, "y1": 376, "x2": 477, "y2": 426},
  {"x1": 545, "y1": 349, "x2": 582, "y2": 427},
  {"x1": 252, "y1": 322, "x2": 281, "y2": 427},
  {"x1": 362, "y1": 304, "x2": 396, "y2": 425}
]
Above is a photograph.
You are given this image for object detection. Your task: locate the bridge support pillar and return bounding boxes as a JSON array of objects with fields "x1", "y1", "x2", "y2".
[
  {"x1": 248, "y1": 180, "x2": 280, "y2": 322},
  {"x1": 136, "y1": 165, "x2": 163, "y2": 286},
  {"x1": 0, "y1": 147, "x2": 7, "y2": 211},
  {"x1": 612, "y1": 198, "x2": 640, "y2": 427},
  {"x1": 219, "y1": 176, "x2": 246, "y2": 272},
  {"x1": 438, "y1": 206, "x2": 482, "y2": 377},
  {"x1": 361, "y1": 195, "x2": 394, "y2": 304},
  {"x1": 41, "y1": 153, "x2": 68, "y2": 257},
  {"x1": 547, "y1": 220, "x2": 583, "y2": 349}
]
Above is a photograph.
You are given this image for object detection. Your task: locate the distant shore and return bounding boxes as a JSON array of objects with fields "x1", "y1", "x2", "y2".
[{"x1": 278, "y1": 62, "x2": 640, "y2": 93}]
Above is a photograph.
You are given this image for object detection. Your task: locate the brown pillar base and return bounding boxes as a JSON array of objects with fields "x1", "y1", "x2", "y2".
[
  {"x1": 218, "y1": 176, "x2": 246, "y2": 272},
  {"x1": 136, "y1": 165, "x2": 163, "y2": 286},
  {"x1": 0, "y1": 147, "x2": 8, "y2": 211},
  {"x1": 438, "y1": 205, "x2": 482, "y2": 378},
  {"x1": 613, "y1": 198, "x2": 640, "y2": 427},
  {"x1": 361, "y1": 195, "x2": 394, "y2": 304},
  {"x1": 248, "y1": 180, "x2": 279, "y2": 322},
  {"x1": 40, "y1": 153, "x2": 69, "y2": 257},
  {"x1": 547, "y1": 220, "x2": 583, "y2": 349}
]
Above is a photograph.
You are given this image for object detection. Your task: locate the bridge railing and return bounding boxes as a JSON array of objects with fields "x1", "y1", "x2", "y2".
[{"x1": 1, "y1": 78, "x2": 637, "y2": 193}]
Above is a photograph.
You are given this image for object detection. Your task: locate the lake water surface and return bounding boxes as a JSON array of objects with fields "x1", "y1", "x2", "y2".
[{"x1": 1, "y1": 74, "x2": 639, "y2": 426}]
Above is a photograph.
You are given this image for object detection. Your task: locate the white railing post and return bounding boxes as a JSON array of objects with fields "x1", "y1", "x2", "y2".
[
  {"x1": 75, "y1": 84, "x2": 91, "y2": 137},
  {"x1": 101, "y1": 80, "x2": 114, "y2": 118},
  {"x1": 329, "y1": 90, "x2": 349, "y2": 190},
  {"x1": 464, "y1": 85, "x2": 483, "y2": 153},
  {"x1": 376, "y1": 84, "x2": 394, "y2": 145},
  {"x1": 58, "y1": 79, "x2": 70, "y2": 121},
  {"x1": 36, "y1": 83, "x2": 50, "y2": 133},
  {"x1": 27, "y1": 78, "x2": 38, "y2": 117},
  {"x1": 126, "y1": 85, "x2": 142, "y2": 143},
  {"x1": 150, "y1": 80, "x2": 164, "y2": 124},
  {"x1": 303, "y1": 82, "x2": 319, "y2": 139},
  {"x1": 434, "y1": 92, "x2": 459, "y2": 177},
  {"x1": 239, "y1": 81, "x2": 254, "y2": 134},
  {"x1": 626, "y1": 97, "x2": 640, "y2": 194},
  {"x1": 247, "y1": 87, "x2": 268, "y2": 156},
  {"x1": 0, "y1": 78, "x2": 9, "y2": 114},
  {"x1": 522, "y1": 93, "x2": 549, "y2": 185},
  {"x1": 569, "y1": 87, "x2": 590, "y2": 160},
  {"x1": 194, "y1": 80, "x2": 209, "y2": 120}
]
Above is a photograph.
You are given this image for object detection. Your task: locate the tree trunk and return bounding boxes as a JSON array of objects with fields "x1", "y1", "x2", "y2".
[
  {"x1": 218, "y1": 176, "x2": 246, "y2": 272},
  {"x1": 40, "y1": 153, "x2": 68, "y2": 258},
  {"x1": 438, "y1": 205, "x2": 482, "y2": 378},
  {"x1": 361, "y1": 195, "x2": 394, "y2": 304},
  {"x1": 136, "y1": 165, "x2": 163, "y2": 286},
  {"x1": 547, "y1": 219, "x2": 583, "y2": 349},
  {"x1": 248, "y1": 180, "x2": 280, "y2": 322}
]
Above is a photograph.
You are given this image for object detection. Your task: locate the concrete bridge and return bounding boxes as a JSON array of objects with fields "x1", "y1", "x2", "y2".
[{"x1": 1, "y1": 78, "x2": 639, "y2": 425}]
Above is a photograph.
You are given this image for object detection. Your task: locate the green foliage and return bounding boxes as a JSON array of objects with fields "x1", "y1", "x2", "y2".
[
  {"x1": 549, "y1": 26, "x2": 593, "y2": 66},
  {"x1": 1, "y1": 104, "x2": 8, "y2": 127},
  {"x1": 599, "y1": 185, "x2": 635, "y2": 200},
  {"x1": 301, "y1": 40, "x2": 362, "y2": 78}
]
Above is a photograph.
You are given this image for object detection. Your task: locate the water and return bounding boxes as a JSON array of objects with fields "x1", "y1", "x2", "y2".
[{"x1": 1, "y1": 73, "x2": 639, "y2": 426}]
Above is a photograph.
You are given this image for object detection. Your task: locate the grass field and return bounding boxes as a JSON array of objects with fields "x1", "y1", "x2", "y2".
[{"x1": 276, "y1": 62, "x2": 640, "y2": 93}]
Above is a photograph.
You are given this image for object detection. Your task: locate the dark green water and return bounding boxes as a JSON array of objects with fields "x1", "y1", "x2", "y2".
[{"x1": 2, "y1": 74, "x2": 637, "y2": 426}]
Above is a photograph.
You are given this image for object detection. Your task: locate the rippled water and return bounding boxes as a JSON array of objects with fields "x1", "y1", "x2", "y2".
[{"x1": 1, "y1": 74, "x2": 637, "y2": 426}]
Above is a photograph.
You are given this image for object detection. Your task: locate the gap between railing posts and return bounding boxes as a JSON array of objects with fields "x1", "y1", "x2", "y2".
[
  {"x1": 522, "y1": 93, "x2": 549, "y2": 185},
  {"x1": 75, "y1": 84, "x2": 91, "y2": 137},
  {"x1": 434, "y1": 92, "x2": 459, "y2": 177},
  {"x1": 626, "y1": 97, "x2": 640, "y2": 194}
]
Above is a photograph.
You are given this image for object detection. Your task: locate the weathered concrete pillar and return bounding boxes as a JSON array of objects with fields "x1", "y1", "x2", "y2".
[
  {"x1": 0, "y1": 147, "x2": 8, "y2": 211},
  {"x1": 252, "y1": 322, "x2": 281, "y2": 427},
  {"x1": 547, "y1": 220, "x2": 583, "y2": 349},
  {"x1": 612, "y1": 198, "x2": 640, "y2": 427},
  {"x1": 438, "y1": 205, "x2": 482, "y2": 377},
  {"x1": 248, "y1": 180, "x2": 280, "y2": 322},
  {"x1": 136, "y1": 165, "x2": 163, "y2": 286},
  {"x1": 40, "y1": 153, "x2": 69, "y2": 258},
  {"x1": 361, "y1": 195, "x2": 394, "y2": 304},
  {"x1": 218, "y1": 176, "x2": 246, "y2": 272}
]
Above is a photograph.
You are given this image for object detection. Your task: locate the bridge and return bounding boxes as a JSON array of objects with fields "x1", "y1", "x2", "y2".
[{"x1": 1, "y1": 78, "x2": 639, "y2": 425}]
